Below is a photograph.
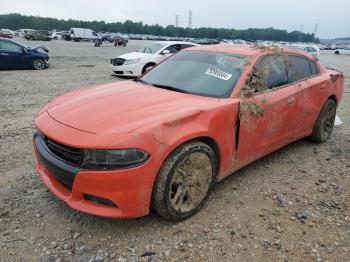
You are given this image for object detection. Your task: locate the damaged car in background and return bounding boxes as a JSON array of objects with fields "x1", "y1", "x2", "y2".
[
  {"x1": 33, "y1": 44, "x2": 344, "y2": 220},
  {"x1": 24, "y1": 30, "x2": 52, "y2": 41},
  {"x1": 0, "y1": 38, "x2": 49, "y2": 70}
]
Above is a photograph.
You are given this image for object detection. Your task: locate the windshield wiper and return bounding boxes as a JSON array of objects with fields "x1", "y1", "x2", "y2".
[
  {"x1": 133, "y1": 79, "x2": 151, "y2": 85},
  {"x1": 150, "y1": 83, "x2": 191, "y2": 94},
  {"x1": 134, "y1": 79, "x2": 191, "y2": 94}
]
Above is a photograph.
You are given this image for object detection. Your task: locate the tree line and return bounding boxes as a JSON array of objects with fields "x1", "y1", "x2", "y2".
[{"x1": 0, "y1": 13, "x2": 319, "y2": 43}]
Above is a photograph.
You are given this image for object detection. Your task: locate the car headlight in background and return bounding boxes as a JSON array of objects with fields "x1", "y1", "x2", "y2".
[
  {"x1": 124, "y1": 58, "x2": 141, "y2": 65},
  {"x1": 82, "y1": 149, "x2": 149, "y2": 169}
]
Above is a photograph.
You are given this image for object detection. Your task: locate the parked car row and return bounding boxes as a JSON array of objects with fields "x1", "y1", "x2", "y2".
[{"x1": 0, "y1": 34, "x2": 346, "y2": 73}]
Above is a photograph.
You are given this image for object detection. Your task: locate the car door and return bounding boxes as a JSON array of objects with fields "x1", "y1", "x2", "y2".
[
  {"x1": 236, "y1": 54, "x2": 305, "y2": 165},
  {"x1": 0, "y1": 40, "x2": 27, "y2": 69},
  {"x1": 288, "y1": 55, "x2": 333, "y2": 133}
]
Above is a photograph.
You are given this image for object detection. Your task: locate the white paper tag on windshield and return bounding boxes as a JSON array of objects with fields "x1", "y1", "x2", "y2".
[{"x1": 205, "y1": 68, "x2": 232, "y2": 80}]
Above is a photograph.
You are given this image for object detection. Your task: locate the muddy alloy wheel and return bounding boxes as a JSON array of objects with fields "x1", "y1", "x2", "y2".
[
  {"x1": 151, "y1": 141, "x2": 217, "y2": 221},
  {"x1": 310, "y1": 99, "x2": 336, "y2": 143},
  {"x1": 32, "y1": 59, "x2": 46, "y2": 70}
]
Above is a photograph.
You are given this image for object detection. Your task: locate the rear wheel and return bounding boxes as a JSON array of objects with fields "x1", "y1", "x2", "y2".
[
  {"x1": 32, "y1": 59, "x2": 46, "y2": 70},
  {"x1": 335, "y1": 51, "x2": 340, "y2": 55},
  {"x1": 309, "y1": 99, "x2": 336, "y2": 143},
  {"x1": 151, "y1": 141, "x2": 217, "y2": 221}
]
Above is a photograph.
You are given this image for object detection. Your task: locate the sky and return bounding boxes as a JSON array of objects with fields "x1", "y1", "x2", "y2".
[{"x1": 0, "y1": 0, "x2": 349, "y2": 39}]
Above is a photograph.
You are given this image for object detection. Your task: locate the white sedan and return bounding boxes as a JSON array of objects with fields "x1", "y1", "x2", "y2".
[
  {"x1": 110, "y1": 41, "x2": 199, "y2": 77},
  {"x1": 288, "y1": 44, "x2": 320, "y2": 59}
]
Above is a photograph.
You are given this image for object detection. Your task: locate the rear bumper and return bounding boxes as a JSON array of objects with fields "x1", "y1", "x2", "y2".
[{"x1": 33, "y1": 132, "x2": 155, "y2": 218}]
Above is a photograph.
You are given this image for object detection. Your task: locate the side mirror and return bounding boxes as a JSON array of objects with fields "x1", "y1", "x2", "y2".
[
  {"x1": 22, "y1": 47, "x2": 27, "y2": 53},
  {"x1": 161, "y1": 49, "x2": 171, "y2": 55}
]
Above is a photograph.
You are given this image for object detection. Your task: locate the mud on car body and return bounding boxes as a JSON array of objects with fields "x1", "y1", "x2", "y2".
[{"x1": 33, "y1": 44, "x2": 344, "y2": 220}]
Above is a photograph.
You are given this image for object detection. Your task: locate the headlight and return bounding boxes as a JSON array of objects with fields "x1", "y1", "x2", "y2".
[
  {"x1": 124, "y1": 58, "x2": 141, "y2": 65},
  {"x1": 82, "y1": 149, "x2": 149, "y2": 169}
]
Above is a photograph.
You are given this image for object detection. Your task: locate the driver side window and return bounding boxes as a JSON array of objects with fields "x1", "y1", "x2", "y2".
[
  {"x1": 0, "y1": 41, "x2": 22, "y2": 52},
  {"x1": 164, "y1": 44, "x2": 181, "y2": 54}
]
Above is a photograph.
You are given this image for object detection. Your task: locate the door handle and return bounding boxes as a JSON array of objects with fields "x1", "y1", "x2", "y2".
[{"x1": 287, "y1": 96, "x2": 295, "y2": 104}]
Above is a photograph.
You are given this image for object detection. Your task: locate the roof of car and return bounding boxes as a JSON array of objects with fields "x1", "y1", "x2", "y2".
[{"x1": 187, "y1": 44, "x2": 315, "y2": 59}]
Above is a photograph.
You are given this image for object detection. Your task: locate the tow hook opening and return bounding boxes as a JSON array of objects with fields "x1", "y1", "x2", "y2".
[{"x1": 84, "y1": 194, "x2": 117, "y2": 207}]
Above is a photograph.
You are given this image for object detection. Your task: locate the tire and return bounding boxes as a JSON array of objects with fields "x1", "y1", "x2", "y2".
[
  {"x1": 142, "y1": 63, "x2": 155, "y2": 74},
  {"x1": 309, "y1": 99, "x2": 336, "y2": 143},
  {"x1": 151, "y1": 141, "x2": 217, "y2": 221},
  {"x1": 32, "y1": 59, "x2": 46, "y2": 70},
  {"x1": 335, "y1": 51, "x2": 340, "y2": 55}
]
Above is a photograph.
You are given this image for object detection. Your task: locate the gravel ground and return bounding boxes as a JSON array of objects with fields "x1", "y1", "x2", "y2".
[{"x1": 0, "y1": 38, "x2": 349, "y2": 262}]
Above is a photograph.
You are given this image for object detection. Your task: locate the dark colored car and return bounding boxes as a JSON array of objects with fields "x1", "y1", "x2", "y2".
[
  {"x1": 24, "y1": 30, "x2": 51, "y2": 41},
  {"x1": 0, "y1": 38, "x2": 49, "y2": 70},
  {"x1": 0, "y1": 31, "x2": 13, "y2": 39}
]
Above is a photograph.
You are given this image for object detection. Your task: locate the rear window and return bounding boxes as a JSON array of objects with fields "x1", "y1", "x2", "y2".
[{"x1": 309, "y1": 61, "x2": 319, "y2": 76}]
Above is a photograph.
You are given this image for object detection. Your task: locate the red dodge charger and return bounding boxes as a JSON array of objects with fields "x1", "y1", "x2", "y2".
[{"x1": 33, "y1": 44, "x2": 344, "y2": 220}]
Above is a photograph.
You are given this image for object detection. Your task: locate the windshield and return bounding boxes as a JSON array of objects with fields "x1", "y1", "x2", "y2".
[
  {"x1": 140, "y1": 51, "x2": 248, "y2": 98},
  {"x1": 138, "y1": 43, "x2": 167, "y2": 54}
]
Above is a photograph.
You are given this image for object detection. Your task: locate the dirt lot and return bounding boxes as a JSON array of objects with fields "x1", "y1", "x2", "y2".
[{"x1": 0, "y1": 38, "x2": 349, "y2": 262}]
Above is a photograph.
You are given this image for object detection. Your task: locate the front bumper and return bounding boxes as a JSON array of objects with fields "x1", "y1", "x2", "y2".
[
  {"x1": 33, "y1": 132, "x2": 155, "y2": 218},
  {"x1": 110, "y1": 62, "x2": 143, "y2": 77}
]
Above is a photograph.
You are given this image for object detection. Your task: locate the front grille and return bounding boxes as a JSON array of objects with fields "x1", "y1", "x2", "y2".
[
  {"x1": 111, "y1": 58, "x2": 125, "y2": 66},
  {"x1": 45, "y1": 137, "x2": 83, "y2": 166}
]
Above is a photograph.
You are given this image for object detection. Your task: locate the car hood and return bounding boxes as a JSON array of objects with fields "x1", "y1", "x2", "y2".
[
  {"x1": 118, "y1": 52, "x2": 158, "y2": 60},
  {"x1": 47, "y1": 81, "x2": 218, "y2": 134},
  {"x1": 29, "y1": 45, "x2": 49, "y2": 53}
]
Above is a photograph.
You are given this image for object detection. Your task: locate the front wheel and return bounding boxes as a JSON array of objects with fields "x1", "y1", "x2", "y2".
[
  {"x1": 151, "y1": 141, "x2": 217, "y2": 221},
  {"x1": 32, "y1": 59, "x2": 46, "y2": 70},
  {"x1": 309, "y1": 99, "x2": 336, "y2": 143}
]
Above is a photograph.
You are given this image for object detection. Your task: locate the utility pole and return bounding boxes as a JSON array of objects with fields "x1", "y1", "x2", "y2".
[
  {"x1": 175, "y1": 15, "x2": 179, "y2": 27},
  {"x1": 188, "y1": 11, "x2": 192, "y2": 28},
  {"x1": 298, "y1": 24, "x2": 304, "y2": 42},
  {"x1": 314, "y1": 23, "x2": 318, "y2": 38}
]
